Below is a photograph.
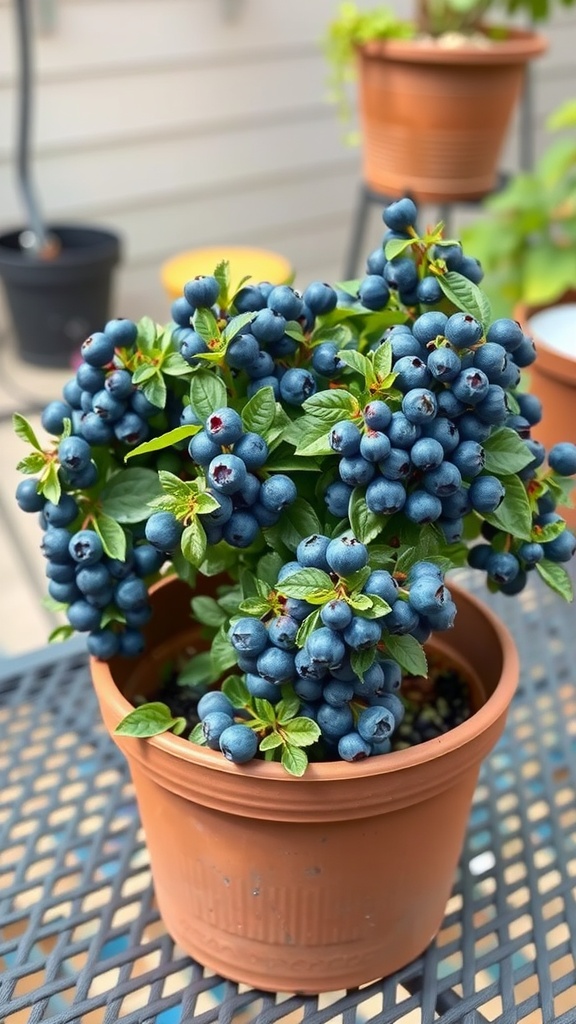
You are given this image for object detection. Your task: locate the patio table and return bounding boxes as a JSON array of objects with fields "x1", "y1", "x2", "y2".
[{"x1": 1, "y1": 572, "x2": 575, "y2": 1023}]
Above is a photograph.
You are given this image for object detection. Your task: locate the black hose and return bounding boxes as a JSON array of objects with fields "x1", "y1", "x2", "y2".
[{"x1": 14, "y1": 0, "x2": 50, "y2": 254}]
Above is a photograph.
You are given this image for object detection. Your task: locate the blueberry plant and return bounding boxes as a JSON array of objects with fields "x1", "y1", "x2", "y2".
[{"x1": 14, "y1": 197, "x2": 576, "y2": 775}]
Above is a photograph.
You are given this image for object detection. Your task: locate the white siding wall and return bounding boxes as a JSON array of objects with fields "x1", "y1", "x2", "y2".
[{"x1": 0, "y1": 0, "x2": 574, "y2": 326}]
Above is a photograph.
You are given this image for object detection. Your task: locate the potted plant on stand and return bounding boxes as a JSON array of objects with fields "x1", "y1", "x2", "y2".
[
  {"x1": 324, "y1": 0, "x2": 559, "y2": 202},
  {"x1": 462, "y1": 97, "x2": 576, "y2": 524},
  {"x1": 12, "y1": 197, "x2": 576, "y2": 994}
]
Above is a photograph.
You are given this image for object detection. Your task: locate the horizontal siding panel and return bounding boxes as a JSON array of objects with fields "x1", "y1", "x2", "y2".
[
  {"x1": 0, "y1": 50, "x2": 332, "y2": 157},
  {"x1": 0, "y1": 0, "x2": 374, "y2": 80},
  {"x1": 106, "y1": 161, "x2": 360, "y2": 263},
  {"x1": 0, "y1": 111, "x2": 350, "y2": 220}
]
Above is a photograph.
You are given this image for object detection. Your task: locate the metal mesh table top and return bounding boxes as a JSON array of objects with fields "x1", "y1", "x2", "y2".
[{"x1": 1, "y1": 573, "x2": 575, "y2": 1024}]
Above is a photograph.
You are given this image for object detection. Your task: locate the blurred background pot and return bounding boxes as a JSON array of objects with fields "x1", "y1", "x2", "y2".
[
  {"x1": 91, "y1": 575, "x2": 518, "y2": 994},
  {"x1": 356, "y1": 28, "x2": 546, "y2": 202},
  {"x1": 0, "y1": 225, "x2": 121, "y2": 367}
]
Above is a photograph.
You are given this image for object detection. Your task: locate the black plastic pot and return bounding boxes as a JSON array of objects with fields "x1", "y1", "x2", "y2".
[{"x1": 0, "y1": 225, "x2": 121, "y2": 367}]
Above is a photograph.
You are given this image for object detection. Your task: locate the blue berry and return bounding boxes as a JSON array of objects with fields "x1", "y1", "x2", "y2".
[
  {"x1": 279, "y1": 367, "x2": 317, "y2": 406},
  {"x1": 16, "y1": 478, "x2": 45, "y2": 513},
  {"x1": 183, "y1": 275, "x2": 220, "y2": 308},
  {"x1": 329, "y1": 420, "x2": 362, "y2": 456},
  {"x1": 469, "y1": 475, "x2": 506, "y2": 513},
  {"x1": 145, "y1": 511, "x2": 183, "y2": 552},
  {"x1": 104, "y1": 318, "x2": 138, "y2": 346},
  {"x1": 81, "y1": 332, "x2": 115, "y2": 367},
  {"x1": 548, "y1": 442, "x2": 576, "y2": 477},
  {"x1": 68, "y1": 529, "x2": 104, "y2": 565},
  {"x1": 444, "y1": 312, "x2": 483, "y2": 349},
  {"x1": 219, "y1": 724, "x2": 258, "y2": 763},
  {"x1": 222, "y1": 511, "x2": 259, "y2": 548},
  {"x1": 326, "y1": 534, "x2": 368, "y2": 576},
  {"x1": 208, "y1": 454, "x2": 248, "y2": 495},
  {"x1": 205, "y1": 407, "x2": 243, "y2": 447},
  {"x1": 259, "y1": 475, "x2": 297, "y2": 512}
]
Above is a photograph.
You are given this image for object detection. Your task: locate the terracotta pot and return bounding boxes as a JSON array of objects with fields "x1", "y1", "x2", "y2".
[
  {"x1": 356, "y1": 29, "x2": 546, "y2": 203},
  {"x1": 516, "y1": 296, "x2": 576, "y2": 529},
  {"x1": 91, "y1": 576, "x2": 518, "y2": 994}
]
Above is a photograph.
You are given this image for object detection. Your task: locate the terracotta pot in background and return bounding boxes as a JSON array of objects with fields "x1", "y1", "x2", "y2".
[
  {"x1": 91, "y1": 576, "x2": 518, "y2": 994},
  {"x1": 516, "y1": 297, "x2": 576, "y2": 529},
  {"x1": 356, "y1": 29, "x2": 546, "y2": 203}
]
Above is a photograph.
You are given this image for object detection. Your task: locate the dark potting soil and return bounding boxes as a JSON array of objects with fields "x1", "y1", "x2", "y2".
[{"x1": 152, "y1": 651, "x2": 473, "y2": 757}]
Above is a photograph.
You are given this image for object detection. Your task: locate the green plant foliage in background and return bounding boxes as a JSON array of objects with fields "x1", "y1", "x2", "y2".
[{"x1": 462, "y1": 100, "x2": 576, "y2": 318}]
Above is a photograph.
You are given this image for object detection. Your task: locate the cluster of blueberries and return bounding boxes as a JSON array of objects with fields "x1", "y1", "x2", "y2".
[
  {"x1": 13, "y1": 193, "x2": 576, "y2": 765},
  {"x1": 15, "y1": 467, "x2": 163, "y2": 659},
  {"x1": 173, "y1": 273, "x2": 338, "y2": 407},
  {"x1": 201, "y1": 534, "x2": 454, "y2": 764}
]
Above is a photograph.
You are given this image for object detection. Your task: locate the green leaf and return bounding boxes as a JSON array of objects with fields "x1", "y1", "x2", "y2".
[
  {"x1": 257, "y1": 551, "x2": 284, "y2": 587},
  {"x1": 293, "y1": 423, "x2": 333, "y2": 457},
  {"x1": 295, "y1": 608, "x2": 321, "y2": 648},
  {"x1": 241, "y1": 386, "x2": 276, "y2": 436},
  {"x1": 190, "y1": 371, "x2": 227, "y2": 421},
  {"x1": 132, "y1": 363, "x2": 157, "y2": 386},
  {"x1": 437, "y1": 271, "x2": 491, "y2": 328},
  {"x1": 310, "y1": 323, "x2": 352, "y2": 347},
  {"x1": 40, "y1": 462, "x2": 61, "y2": 505},
  {"x1": 373, "y1": 340, "x2": 393, "y2": 380},
  {"x1": 482, "y1": 427, "x2": 534, "y2": 476},
  {"x1": 277, "y1": 568, "x2": 335, "y2": 601},
  {"x1": 338, "y1": 349, "x2": 373, "y2": 380},
  {"x1": 276, "y1": 687, "x2": 300, "y2": 722},
  {"x1": 222, "y1": 673, "x2": 251, "y2": 707},
  {"x1": 301, "y1": 389, "x2": 359, "y2": 421},
  {"x1": 239, "y1": 597, "x2": 271, "y2": 616},
  {"x1": 263, "y1": 498, "x2": 321, "y2": 552},
  {"x1": 48, "y1": 625, "x2": 75, "y2": 644},
  {"x1": 264, "y1": 452, "x2": 322, "y2": 472},
  {"x1": 158, "y1": 469, "x2": 193, "y2": 499},
  {"x1": 350, "y1": 648, "x2": 376, "y2": 682},
  {"x1": 212, "y1": 625, "x2": 238, "y2": 677},
  {"x1": 383, "y1": 634, "x2": 428, "y2": 677},
  {"x1": 283, "y1": 717, "x2": 321, "y2": 747},
  {"x1": 13, "y1": 413, "x2": 42, "y2": 449},
  {"x1": 17, "y1": 452, "x2": 47, "y2": 474},
  {"x1": 214, "y1": 260, "x2": 231, "y2": 307},
  {"x1": 137, "y1": 316, "x2": 158, "y2": 352},
  {"x1": 384, "y1": 238, "x2": 414, "y2": 260},
  {"x1": 101, "y1": 468, "x2": 164, "y2": 523},
  {"x1": 535, "y1": 560, "x2": 574, "y2": 602},
  {"x1": 362, "y1": 594, "x2": 392, "y2": 618},
  {"x1": 281, "y1": 743, "x2": 309, "y2": 777},
  {"x1": 181, "y1": 519, "x2": 207, "y2": 567},
  {"x1": 222, "y1": 311, "x2": 256, "y2": 343},
  {"x1": 114, "y1": 702, "x2": 187, "y2": 738},
  {"x1": 532, "y1": 519, "x2": 566, "y2": 543},
  {"x1": 253, "y1": 698, "x2": 276, "y2": 725},
  {"x1": 93, "y1": 512, "x2": 127, "y2": 561},
  {"x1": 259, "y1": 732, "x2": 284, "y2": 751},
  {"x1": 195, "y1": 491, "x2": 221, "y2": 514},
  {"x1": 190, "y1": 596, "x2": 227, "y2": 628},
  {"x1": 141, "y1": 373, "x2": 167, "y2": 409},
  {"x1": 162, "y1": 351, "x2": 194, "y2": 377},
  {"x1": 124, "y1": 425, "x2": 201, "y2": 460},
  {"x1": 194, "y1": 308, "x2": 221, "y2": 348},
  {"x1": 483, "y1": 474, "x2": 533, "y2": 541},
  {"x1": 349, "y1": 489, "x2": 384, "y2": 544},
  {"x1": 347, "y1": 593, "x2": 373, "y2": 611},
  {"x1": 189, "y1": 722, "x2": 206, "y2": 745}
]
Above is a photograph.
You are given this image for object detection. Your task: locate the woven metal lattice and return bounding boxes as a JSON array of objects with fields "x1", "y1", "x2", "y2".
[{"x1": 1, "y1": 574, "x2": 575, "y2": 1024}]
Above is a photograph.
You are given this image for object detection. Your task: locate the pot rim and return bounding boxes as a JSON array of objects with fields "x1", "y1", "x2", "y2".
[
  {"x1": 91, "y1": 581, "x2": 519, "y2": 783},
  {"x1": 358, "y1": 26, "x2": 547, "y2": 65}
]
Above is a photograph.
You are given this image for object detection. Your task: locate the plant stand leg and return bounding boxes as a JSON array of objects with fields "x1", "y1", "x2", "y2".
[{"x1": 343, "y1": 183, "x2": 374, "y2": 280}]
